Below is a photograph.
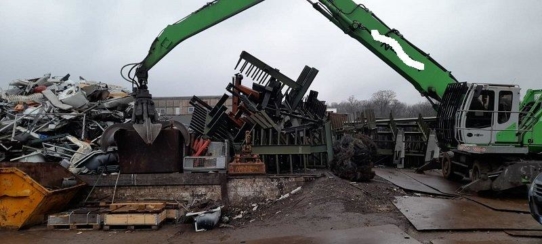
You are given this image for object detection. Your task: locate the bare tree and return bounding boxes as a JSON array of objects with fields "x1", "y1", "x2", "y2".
[
  {"x1": 329, "y1": 90, "x2": 436, "y2": 119},
  {"x1": 370, "y1": 90, "x2": 398, "y2": 117},
  {"x1": 408, "y1": 101, "x2": 436, "y2": 117},
  {"x1": 347, "y1": 96, "x2": 365, "y2": 120},
  {"x1": 390, "y1": 100, "x2": 407, "y2": 118}
]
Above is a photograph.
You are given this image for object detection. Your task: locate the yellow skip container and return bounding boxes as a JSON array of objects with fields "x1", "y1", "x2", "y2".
[{"x1": 0, "y1": 163, "x2": 85, "y2": 229}]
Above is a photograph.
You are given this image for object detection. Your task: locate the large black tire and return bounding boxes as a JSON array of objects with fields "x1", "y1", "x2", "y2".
[
  {"x1": 441, "y1": 153, "x2": 463, "y2": 181},
  {"x1": 471, "y1": 160, "x2": 491, "y2": 181}
]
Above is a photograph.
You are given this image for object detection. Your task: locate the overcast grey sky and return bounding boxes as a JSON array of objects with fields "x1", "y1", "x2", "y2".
[{"x1": 1, "y1": 0, "x2": 541, "y2": 104}]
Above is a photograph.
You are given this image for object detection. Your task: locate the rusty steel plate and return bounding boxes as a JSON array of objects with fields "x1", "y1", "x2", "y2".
[
  {"x1": 227, "y1": 224, "x2": 421, "y2": 244},
  {"x1": 393, "y1": 196, "x2": 542, "y2": 231},
  {"x1": 431, "y1": 240, "x2": 542, "y2": 244},
  {"x1": 465, "y1": 195, "x2": 529, "y2": 213},
  {"x1": 505, "y1": 230, "x2": 542, "y2": 238},
  {"x1": 115, "y1": 129, "x2": 184, "y2": 173},
  {"x1": 401, "y1": 170, "x2": 461, "y2": 195},
  {"x1": 374, "y1": 168, "x2": 444, "y2": 195},
  {"x1": 228, "y1": 163, "x2": 266, "y2": 175}
]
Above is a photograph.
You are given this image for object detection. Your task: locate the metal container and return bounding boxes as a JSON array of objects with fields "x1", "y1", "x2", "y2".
[
  {"x1": 184, "y1": 156, "x2": 227, "y2": 173},
  {"x1": 47, "y1": 208, "x2": 101, "y2": 229},
  {"x1": 0, "y1": 163, "x2": 86, "y2": 229},
  {"x1": 207, "y1": 141, "x2": 226, "y2": 157},
  {"x1": 115, "y1": 129, "x2": 184, "y2": 173},
  {"x1": 184, "y1": 141, "x2": 228, "y2": 173}
]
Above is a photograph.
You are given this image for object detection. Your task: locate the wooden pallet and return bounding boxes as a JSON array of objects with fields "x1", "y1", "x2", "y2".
[
  {"x1": 164, "y1": 208, "x2": 186, "y2": 223},
  {"x1": 109, "y1": 202, "x2": 166, "y2": 213},
  {"x1": 103, "y1": 209, "x2": 166, "y2": 230},
  {"x1": 47, "y1": 223, "x2": 101, "y2": 230}
]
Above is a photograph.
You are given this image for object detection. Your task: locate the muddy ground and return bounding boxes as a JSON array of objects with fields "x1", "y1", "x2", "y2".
[{"x1": 2, "y1": 172, "x2": 538, "y2": 243}]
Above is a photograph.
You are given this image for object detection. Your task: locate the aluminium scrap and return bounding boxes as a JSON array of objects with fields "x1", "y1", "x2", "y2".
[{"x1": 0, "y1": 73, "x2": 133, "y2": 174}]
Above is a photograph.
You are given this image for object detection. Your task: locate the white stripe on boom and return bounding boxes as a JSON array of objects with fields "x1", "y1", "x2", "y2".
[{"x1": 371, "y1": 30, "x2": 425, "y2": 70}]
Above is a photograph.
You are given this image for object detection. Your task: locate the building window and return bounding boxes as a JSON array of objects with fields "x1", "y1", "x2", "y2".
[
  {"x1": 188, "y1": 107, "x2": 195, "y2": 113},
  {"x1": 157, "y1": 108, "x2": 166, "y2": 115},
  {"x1": 175, "y1": 107, "x2": 181, "y2": 115}
]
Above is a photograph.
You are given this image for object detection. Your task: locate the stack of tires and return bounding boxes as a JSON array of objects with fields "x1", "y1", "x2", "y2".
[{"x1": 330, "y1": 134, "x2": 377, "y2": 182}]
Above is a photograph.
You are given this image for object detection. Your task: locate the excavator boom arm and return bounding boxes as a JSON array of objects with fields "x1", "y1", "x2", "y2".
[
  {"x1": 137, "y1": 0, "x2": 456, "y2": 103},
  {"x1": 136, "y1": 0, "x2": 264, "y2": 84},
  {"x1": 123, "y1": 0, "x2": 462, "y2": 144},
  {"x1": 314, "y1": 0, "x2": 457, "y2": 102}
]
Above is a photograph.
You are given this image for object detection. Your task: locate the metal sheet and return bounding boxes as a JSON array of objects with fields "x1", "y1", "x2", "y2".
[
  {"x1": 229, "y1": 224, "x2": 420, "y2": 244},
  {"x1": 393, "y1": 196, "x2": 542, "y2": 231},
  {"x1": 375, "y1": 168, "x2": 444, "y2": 195},
  {"x1": 465, "y1": 195, "x2": 529, "y2": 213},
  {"x1": 431, "y1": 240, "x2": 542, "y2": 244},
  {"x1": 402, "y1": 170, "x2": 461, "y2": 195},
  {"x1": 505, "y1": 230, "x2": 542, "y2": 238},
  {"x1": 115, "y1": 129, "x2": 183, "y2": 173},
  {"x1": 412, "y1": 170, "x2": 531, "y2": 211}
]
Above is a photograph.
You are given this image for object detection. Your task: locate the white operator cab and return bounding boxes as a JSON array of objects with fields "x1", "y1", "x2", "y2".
[{"x1": 455, "y1": 83, "x2": 520, "y2": 146}]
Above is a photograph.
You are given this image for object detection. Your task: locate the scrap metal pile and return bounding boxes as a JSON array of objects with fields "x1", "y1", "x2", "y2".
[
  {"x1": 0, "y1": 73, "x2": 133, "y2": 174},
  {"x1": 189, "y1": 51, "x2": 328, "y2": 173},
  {"x1": 188, "y1": 51, "x2": 375, "y2": 177}
]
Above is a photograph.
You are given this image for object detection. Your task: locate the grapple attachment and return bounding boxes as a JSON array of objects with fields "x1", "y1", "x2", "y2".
[
  {"x1": 133, "y1": 117, "x2": 162, "y2": 145},
  {"x1": 100, "y1": 88, "x2": 190, "y2": 173}
]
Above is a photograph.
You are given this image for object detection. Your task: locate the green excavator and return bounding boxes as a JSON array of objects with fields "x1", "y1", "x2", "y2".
[{"x1": 102, "y1": 0, "x2": 542, "y2": 191}]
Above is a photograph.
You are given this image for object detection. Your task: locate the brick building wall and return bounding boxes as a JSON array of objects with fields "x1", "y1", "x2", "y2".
[{"x1": 153, "y1": 95, "x2": 233, "y2": 116}]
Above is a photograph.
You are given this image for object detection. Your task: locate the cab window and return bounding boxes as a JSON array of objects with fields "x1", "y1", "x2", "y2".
[
  {"x1": 498, "y1": 91, "x2": 513, "y2": 124},
  {"x1": 466, "y1": 90, "x2": 494, "y2": 128}
]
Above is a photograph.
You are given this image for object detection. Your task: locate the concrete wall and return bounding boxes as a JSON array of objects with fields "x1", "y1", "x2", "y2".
[
  {"x1": 79, "y1": 174, "x2": 312, "y2": 207},
  {"x1": 89, "y1": 185, "x2": 222, "y2": 203},
  {"x1": 227, "y1": 176, "x2": 306, "y2": 206},
  {"x1": 78, "y1": 173, "x2": 226, "y2": 204}
]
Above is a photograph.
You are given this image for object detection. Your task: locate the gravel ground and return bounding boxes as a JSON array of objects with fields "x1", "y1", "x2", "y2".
[{"x1": 2, "y1": 171, "x2": 538, "y2": 243}]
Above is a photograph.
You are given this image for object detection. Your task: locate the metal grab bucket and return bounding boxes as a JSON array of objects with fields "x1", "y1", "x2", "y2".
[{"x1": 0, "y1": 162, "x2": 86, "y2": 229}]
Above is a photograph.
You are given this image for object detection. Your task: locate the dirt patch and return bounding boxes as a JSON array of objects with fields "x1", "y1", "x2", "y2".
[
  {"x1": 2, "y1": 170, "x2": 537, "y2": 244},
  {"x1": 223, "y1": 173, "x2": 408, "y2": 227}
]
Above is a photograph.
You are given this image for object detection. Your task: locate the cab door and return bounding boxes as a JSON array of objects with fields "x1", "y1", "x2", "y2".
[
  {"x1": 492, "y1": 87, "x2": 520, "y2": 143},
  {"x1": 457, "y1": 85, "x2": 494, "y2": 145}
]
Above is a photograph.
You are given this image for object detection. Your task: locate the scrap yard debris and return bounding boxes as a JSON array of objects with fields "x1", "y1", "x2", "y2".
[
  {"x1": 0, "y1": 65, "x2": 378, "y2": 183},
  {"x1": 0, "y1": 73, "x2": 133, "y2": 174},
  {"x1": 331, "y1": 134, "x2": 376, "y2": 181},
  {"x1": 188, "y1": 51, "x2": 369, "y2": 177}
]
